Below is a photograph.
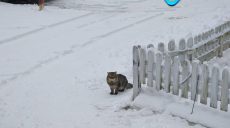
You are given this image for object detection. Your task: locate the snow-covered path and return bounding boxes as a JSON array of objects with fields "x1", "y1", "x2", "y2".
[{"x1": 0, "y1": 0, "x2": 230, "y2": 128}]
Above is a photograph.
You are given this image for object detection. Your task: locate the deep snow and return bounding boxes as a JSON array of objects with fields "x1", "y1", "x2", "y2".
[{"x1": 0, "y1": 0, "x2": 230, "y2": 128}]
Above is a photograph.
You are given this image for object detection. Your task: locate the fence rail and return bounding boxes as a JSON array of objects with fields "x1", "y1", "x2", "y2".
[{"x1": 133, "y1": 21, "x2": 230, "y2": 112}]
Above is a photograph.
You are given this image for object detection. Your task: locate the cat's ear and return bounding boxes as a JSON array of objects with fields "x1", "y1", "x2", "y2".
[
  {"x1": 107, "y1": 72, "x2": 109, "y2": 74},
  {"x1": 115, "y1": 71, "x2": 117, "y2": 74}
]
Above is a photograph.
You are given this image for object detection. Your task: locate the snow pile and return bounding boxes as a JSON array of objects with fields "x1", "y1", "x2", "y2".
[{"x1": 131, "y1": 88, "x2": 230, "y2": 128}]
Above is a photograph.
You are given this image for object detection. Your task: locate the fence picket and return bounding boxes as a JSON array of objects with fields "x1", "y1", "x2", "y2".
[
  {"x1": 211, "y1": 28, "x2": 215, "y2": 36},
  {"x1": 194, "y1": 36, "x2": 198, "y2": 44},
  {"x1": 164, "y1": 54, "x2": 171, "y2": 93},
  {"x1": 172, "y1": 57, "x2": 180, "y2": 95},
  {"x1": 179, "y1": 38, "x2": 186, "y2": 62},
  {"x1": 140, "y1": 48, "x2": 147, "y2": 84},
  {"x1": 198, "y1": 34, "x2": 202, "y2": 42},
  {"x1": 179, "y1": 39, "x2": 189, "y2": 98},
  {"x1": 187, "y1": 37, "x2": 194, "y2": 48},
  {"x1": 208, "y1": 30, "x2": 211, "y2": 38},
  {"x1": 133, "y1": 46, "x2": 140, "y2": 100},
  {"x1": 156, "y1": 53, "x2": 163, "y2": 91},
  {"x1": 147, "y1": 50, "x2": 154, "y2": 87},
  {"x1": 191, "y1": 61, "x2": 199, "y2": 101},
  {"x1": 158, "y1": 42, "x2": 165, "y2": 53},
  {"x1": 218, "y1": 36, "x2": 224, "y2": 57},
  {"x1": 147, "y1": 44, "x2": 154, "y2": 48},
  {"x1": 168, "y1": 40, "x2": 176, "y2": 52},
  {"x1": 187, "y1": 37, "x2": 194, "y2": 61},
  {"x1": 210, "y1": 66, "x2": 219, "y2": 108},
  {"x1": 181, "y1": 61, "x2": 189, "y2": 98},
  {"x1": 220, "y1": 69, "x2": 229, "y2": 111},
  {"x1": 200, "y1": 64, "x2": 209, "y2": 105},
  {"x1": 202, "y1": 32, "x2": 206, "y2": 41},
  {"x1": 215, "y1": 27, "x2": 219, "y2": 34}
]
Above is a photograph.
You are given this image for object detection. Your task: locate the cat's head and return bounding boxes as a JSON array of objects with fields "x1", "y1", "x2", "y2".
[{"x1": 107, "y1": 72, "x2": 117, "y2": 78}]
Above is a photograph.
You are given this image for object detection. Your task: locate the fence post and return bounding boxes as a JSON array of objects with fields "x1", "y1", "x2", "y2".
[
  {"x1": 218, "y1": 36, "x2": 223, "y2": 57},
  {"x1": 147, "y1": 49, "x2": 154, "y2": 87},
  {"x1": 200, "y1": 64, "x2": 209, "y2": 105},
  {"x1": 220, "y1": 69, "x2": 229, "y2": 111},
  {"x1": 133, "y1": 46, "x2": 140, "y2": 100},
  {"x1": 140, "y1": 48, "x2": 147, "y2": 84},
  {"x1": 164, "y1": 54, "x2": 171, "y2": 93},
  {"x1": 172, "y1": 56, "x2": 180, "y2": 95},
  {"x1": 210, "y1": 66, "x2": 219, "y2": 108},
  {"x1": 191, "y1": 61, "x2": 199, "y2": 101},
  {"x1": 156, "y1": 53, "x2": 163, "y2": 91},
  {"x1": 187, "y1": 37, "x2": 194, "y2": 61}
]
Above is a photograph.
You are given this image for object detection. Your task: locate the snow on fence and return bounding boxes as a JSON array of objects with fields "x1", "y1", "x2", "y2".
[{"x1": 132, "y1": 21, "x2": 230, "y2": 112}]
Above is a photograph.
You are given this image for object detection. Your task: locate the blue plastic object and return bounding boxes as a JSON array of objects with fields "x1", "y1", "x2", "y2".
[{"x1": 164, "y1": 0, "x2": 180, "y2": 6}]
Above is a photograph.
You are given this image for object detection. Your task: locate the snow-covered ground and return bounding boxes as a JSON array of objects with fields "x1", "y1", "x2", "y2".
[{"x1": 0, "y1": 0, "x2": 230, "y2": 128}]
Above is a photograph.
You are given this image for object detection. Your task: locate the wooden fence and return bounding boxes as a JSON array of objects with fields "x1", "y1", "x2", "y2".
[{"x1": 132, "y1": 21, "x2": 230, "y2": 112}]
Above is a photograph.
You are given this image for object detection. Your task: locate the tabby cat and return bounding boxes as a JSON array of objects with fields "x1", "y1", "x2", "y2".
[{"x1": 106, "y1": 72, "x2": 133, "y2": 95}]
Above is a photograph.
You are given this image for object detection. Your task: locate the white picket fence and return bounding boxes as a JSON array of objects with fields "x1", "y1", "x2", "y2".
[{"x1": 132, "y1": 21, "x2": 230, "y2": 112}]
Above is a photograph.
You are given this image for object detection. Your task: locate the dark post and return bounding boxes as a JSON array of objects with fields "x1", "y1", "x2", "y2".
[{"x1": 39, "y1": 0, "x2": 45, "y2": 11}]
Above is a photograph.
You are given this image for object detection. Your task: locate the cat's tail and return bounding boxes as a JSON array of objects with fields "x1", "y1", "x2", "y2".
[{"x1": 126, "y1": 83, "x2": 133, "y2": 89}]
